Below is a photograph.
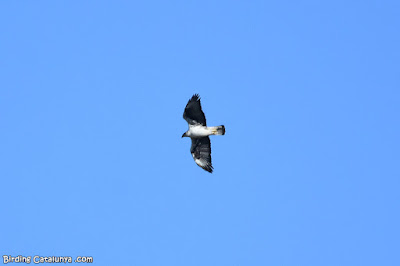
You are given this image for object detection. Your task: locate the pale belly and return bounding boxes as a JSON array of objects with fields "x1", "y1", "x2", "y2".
[{"x1": 188, "y1": 125, "x2": 211, "y2": 138}]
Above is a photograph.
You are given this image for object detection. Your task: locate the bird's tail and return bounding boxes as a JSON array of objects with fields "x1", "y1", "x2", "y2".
[{"x1": 211, "y1": 125, "x2": 225, "y2": 135}]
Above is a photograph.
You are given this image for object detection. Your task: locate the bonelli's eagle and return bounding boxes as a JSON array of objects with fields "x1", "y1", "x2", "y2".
[{"x1": 182, "y1": 94, "x2": 225, "y2": 173}]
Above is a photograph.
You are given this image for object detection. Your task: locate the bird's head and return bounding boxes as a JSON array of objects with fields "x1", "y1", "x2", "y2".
[{"x1": 181, "y1": 132, "x2": 188, "y2": 138}]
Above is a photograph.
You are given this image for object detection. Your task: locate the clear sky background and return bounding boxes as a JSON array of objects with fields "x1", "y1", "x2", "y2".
[{"x1": 1, "y1": 1, "x2": 399, "y2": 265}]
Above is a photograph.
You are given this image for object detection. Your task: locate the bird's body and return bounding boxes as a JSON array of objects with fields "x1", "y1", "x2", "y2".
[
  {"x1": 182, "y1": 94, "x2": 225, "y2": 173},
  {"x1": 185, "y1": 125, "x2": 225, "y2": 138}
]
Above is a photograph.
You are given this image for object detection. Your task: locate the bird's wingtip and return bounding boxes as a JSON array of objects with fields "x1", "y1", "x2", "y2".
[{"x1": 191, "y1": 94, "x2": 200, "y2": 101}]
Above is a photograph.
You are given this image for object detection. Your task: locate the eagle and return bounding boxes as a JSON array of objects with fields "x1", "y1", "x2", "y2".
[{"x1": 182, "y1": 94, "x2": 225, "y2": 173}]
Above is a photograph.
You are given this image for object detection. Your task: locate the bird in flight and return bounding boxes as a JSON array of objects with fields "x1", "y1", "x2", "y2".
[{"x1": 182, "y1": 94, "x2": 225, "y2": 173}]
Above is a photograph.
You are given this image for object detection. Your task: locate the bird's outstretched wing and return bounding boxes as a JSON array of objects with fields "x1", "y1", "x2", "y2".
[
  {"x1": 183, "y1": 94, "x2": 207, "y2": 126},
  {"x1": 190, "y1": 137, "x2": 213, "y2": 173}
]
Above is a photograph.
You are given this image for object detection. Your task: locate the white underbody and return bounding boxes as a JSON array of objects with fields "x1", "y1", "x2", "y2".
[{"x1": 186, "y1": 125, "x2": 214, "y2": 138}]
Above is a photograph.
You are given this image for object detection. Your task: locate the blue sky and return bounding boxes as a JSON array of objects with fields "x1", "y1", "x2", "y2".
[{"x1": 1, "y1": 1, "x2": 399, "y2": 265}]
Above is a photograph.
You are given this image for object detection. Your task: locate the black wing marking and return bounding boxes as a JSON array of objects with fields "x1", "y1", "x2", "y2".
[
  {"x1": 183, "y1": 94, "x2": 207, "y2": 126},
  {"x1": 190, "y1": 137, "x2": 213, "y2": 173}
]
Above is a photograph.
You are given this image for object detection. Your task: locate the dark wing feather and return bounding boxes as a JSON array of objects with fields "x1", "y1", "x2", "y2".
[
  {"x1": 183, "y1": 94, "x2": 207, "y2": 126},
  {"x1": 190, "y1": 137, "x2": 213, "y2": 173}
]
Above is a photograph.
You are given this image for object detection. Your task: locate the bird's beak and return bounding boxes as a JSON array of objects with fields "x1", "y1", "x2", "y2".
[{"x1": 181, "y1": 133, "x2": 186, "y2": 138}]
